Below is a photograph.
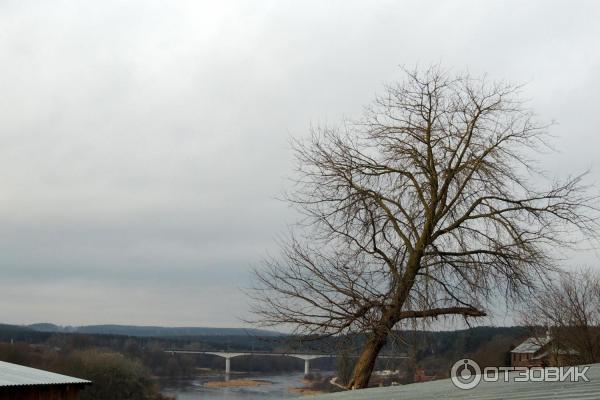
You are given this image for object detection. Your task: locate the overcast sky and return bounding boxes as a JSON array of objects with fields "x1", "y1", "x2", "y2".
[{"x1": 0, "y1": 0, "x2": 599, "y2": 328}]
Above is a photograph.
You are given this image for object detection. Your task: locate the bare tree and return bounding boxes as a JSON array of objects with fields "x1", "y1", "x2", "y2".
[
  {"x1": 250, "y1": 66, "x2": 597, "y2": 389},
  {"x1": 522, "y1": 268, "x2": 600, "y2": 365}
]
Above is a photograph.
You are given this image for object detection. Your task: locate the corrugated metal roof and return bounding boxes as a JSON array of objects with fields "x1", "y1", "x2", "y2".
[
  {"x1": 312, "y1": 363, "x2": 600, "y2": 400},
  {"x1": 0, "y1": 361, "x2": 91, "y2": 387},
  {"x1": 511, "y1": 337, "x2": 551, "y2": 353}
]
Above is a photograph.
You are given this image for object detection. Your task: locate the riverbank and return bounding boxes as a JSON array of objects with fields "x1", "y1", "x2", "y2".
[
  {"x1": 289, "y1": 387, "x2": 327, "y2": 396},
  {"x1": 204, "y1": 379, "x2": 272, "y2": 388},
  {"x1": 160, "y1": 372, "x2": 310, "y2": 399}
]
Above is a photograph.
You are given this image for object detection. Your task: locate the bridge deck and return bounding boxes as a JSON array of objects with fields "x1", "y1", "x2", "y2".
[
  {"x1": 165, "y1": 350, "x2": 407, "y2": 359},
  {"x1": 165, "y1": 350, "x2": 407, "y2": 375}
]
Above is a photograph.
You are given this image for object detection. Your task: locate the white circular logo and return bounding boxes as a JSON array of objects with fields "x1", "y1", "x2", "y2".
[{"x1": 451, "y1": 358, "x2": 481, "y2": 390}]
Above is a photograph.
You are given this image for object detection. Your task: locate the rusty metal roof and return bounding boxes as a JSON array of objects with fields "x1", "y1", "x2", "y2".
[{"x1": 0, "y1": 361, "x2": 91, "y2": 387}]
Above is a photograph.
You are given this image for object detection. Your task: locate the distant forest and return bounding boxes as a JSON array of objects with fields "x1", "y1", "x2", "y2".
[
  {"x1": 26, "y1": 323, "x2": 281, "y2": 337},
  {"x1": 0, "y1": 323, "x2": 528, "y2": 380}
]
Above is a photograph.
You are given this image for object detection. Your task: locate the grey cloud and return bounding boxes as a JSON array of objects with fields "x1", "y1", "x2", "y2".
[{"x1": 0, "y1": 0, "x2": 599, "y2": 326}]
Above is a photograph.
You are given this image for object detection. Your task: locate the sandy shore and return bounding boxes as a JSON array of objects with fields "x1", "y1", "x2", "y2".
[{"x1": 204, "y1": 379, "x2": 272, "y2": 388}]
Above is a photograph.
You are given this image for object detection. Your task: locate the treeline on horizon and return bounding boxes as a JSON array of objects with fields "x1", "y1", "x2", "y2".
[
  {"x1": 0, "y1": 323, "x2": 529, "y2": 378},
  {"x1": 26, "y1": 322, "x2": 281, "y2": 337}
]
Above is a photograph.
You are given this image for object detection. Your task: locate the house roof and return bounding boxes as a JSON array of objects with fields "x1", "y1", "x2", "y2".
[
  {"x1": 0, "y1": 361, "x2": 91, "y2": 387},
  {"x1": 311, "y1": 362, "x2": 600, "y2": 400},
  {"x1": 510, "y1": 336, "x2": 552, "y2": 354}
]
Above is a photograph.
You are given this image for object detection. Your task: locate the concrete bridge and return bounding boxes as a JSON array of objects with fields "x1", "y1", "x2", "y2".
[{"x1": 166, "y1": 350, "x2": 407, "y2": 375}]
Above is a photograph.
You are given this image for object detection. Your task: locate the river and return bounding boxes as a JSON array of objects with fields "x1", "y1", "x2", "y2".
[{"x1": 160, "y1": 372, "x2": 313, "y2": 399}]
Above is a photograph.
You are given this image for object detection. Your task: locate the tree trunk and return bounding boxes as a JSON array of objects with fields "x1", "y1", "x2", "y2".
[
  {"x1": 347, "y1": 330, "x2": 388, "y2": 389},
  {"x1": 347, "y1": 249, "x2": 425, "y2": 389}
]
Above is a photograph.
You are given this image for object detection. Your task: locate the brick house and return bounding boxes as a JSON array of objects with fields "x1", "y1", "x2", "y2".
[
  {"x1": 510, "y1": 334, "x2": 577, "y2": 367},
  {"x1": 510, "y1": 336, "x2": 553, "y2": 367}
]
